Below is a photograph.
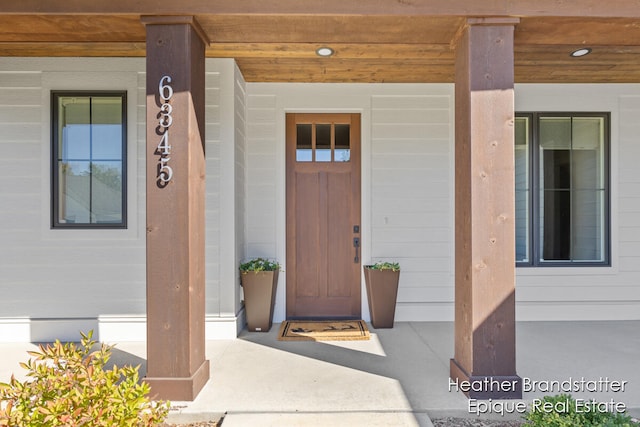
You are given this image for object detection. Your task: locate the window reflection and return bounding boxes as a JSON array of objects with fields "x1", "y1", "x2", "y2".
[
  {"x1": 295, "y1": 123, "x2": 350, "y2": 163},
  {"x1": 296, "y1": 124, "x2": 313, "y2": 162}
]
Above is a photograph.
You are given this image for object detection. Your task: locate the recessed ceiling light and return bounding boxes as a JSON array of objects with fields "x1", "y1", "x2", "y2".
[
  {"x1": 316, "y1": 47, "x2": 334, "y2": 57},
  {"x1": 570, "y1": 48, "x2": 592, "y2": 57}
]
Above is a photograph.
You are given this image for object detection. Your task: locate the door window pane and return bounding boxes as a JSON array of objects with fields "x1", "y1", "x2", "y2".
[
  {"x1": 295, "y1": 122, "x2": 351, "y2": 163},
  {"x1": 53, "y1": 92, "x2": 126, "y2": 228},
  {"x1": 335, "y1": 124, "x2": 351, "y2": 162},
  {"x1": 316, "y1": 124, "x2": 332, "y2": 162},
  {"x1": 296, "y1": 124, "x2": 312, "y2": 162}
]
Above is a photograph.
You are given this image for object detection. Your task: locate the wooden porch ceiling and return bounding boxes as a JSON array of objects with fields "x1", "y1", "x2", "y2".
[{"x1": 2, "y1": 2, "x2": 640, "y2": 83}]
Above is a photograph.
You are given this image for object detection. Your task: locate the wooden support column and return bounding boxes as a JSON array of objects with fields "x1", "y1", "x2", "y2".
[
  {"x1": 450, "y1": 18, "x2": 522, "y2": 400},
  {"x1": 142, "y1": 16, "x2": 210, "y2": 401}
]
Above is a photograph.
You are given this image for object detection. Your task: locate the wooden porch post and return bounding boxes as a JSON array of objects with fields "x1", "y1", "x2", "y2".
[
  {"x1": 450, "y1": 18, "x2": 522, "y2": 399},
  {"x1": 142, "y1": 16, "x2": 210, "y2": 401}
]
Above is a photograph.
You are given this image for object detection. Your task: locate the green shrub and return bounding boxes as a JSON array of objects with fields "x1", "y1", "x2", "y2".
[
  {"x1": 525, "y1": 394, "x2": 636, "y2": 427},
  {"x1": 366, "y1": 262, "x2": 400, "y2": 272},
  {"x1": 0, "y1": 331, "x2": 169, "y2": 427},
  {"x1": 239, "y1": 258, "x2": 280, "y2": 273}
]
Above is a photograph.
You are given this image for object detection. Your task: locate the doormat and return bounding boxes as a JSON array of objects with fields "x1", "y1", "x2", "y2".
[{"x1": 278, "y1": 320, "x2": 370, "y2": 341}]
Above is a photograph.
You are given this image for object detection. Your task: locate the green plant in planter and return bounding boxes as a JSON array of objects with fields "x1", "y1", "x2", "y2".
[
  {"x1": 366, "y1": 261, "x2": 400, "y2": 272},
  {"x1": 239, "y1": 257, "x2": 281, "y2": 273},
  {"x1": 0, "y1": 330, "x2": 169, "y2": 427},
  {"x1": 239, "y1": 258, "x2": 280, "y2": 332}
]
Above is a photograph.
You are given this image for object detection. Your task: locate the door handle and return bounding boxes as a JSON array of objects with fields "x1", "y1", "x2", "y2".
[{"x1": 353, "y1": 237, "x2": 360, "y2": 263}]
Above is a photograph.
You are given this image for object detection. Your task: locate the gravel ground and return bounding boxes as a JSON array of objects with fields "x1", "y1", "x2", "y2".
[
  {"x1": 164, "y1": 419, "x2": 519, "y2": 427},
  {"x1": 432, "y1": 418, "x2": 524, "y2": 426},
  {"x1": 163, "y1": 417, "x2": 522, "y2": 426},
  {"x1": 432, "y1": 417, "x2": 640, "y2": 427},
  {"x1": 165, "y1": 415, "x2": 640, "y2": 426},
  {"x1": 165, "y1": 422, "x2": 221, "y2": 427},
  {"x1": 163, "y1": 417, "x2": 521, "y2": 426}
]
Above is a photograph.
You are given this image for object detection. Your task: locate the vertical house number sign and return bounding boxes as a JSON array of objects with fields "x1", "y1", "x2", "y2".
[{"x1": 157, "y1": 75, "x2": 174, "y2": 184}]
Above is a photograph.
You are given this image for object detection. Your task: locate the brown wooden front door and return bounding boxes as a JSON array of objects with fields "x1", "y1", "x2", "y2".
[{"x1": 286, "y1": 113, "x2": 361, "y2": 319}]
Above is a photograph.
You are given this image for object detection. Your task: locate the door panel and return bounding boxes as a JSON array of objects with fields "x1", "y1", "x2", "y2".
[
  {"x1": 327, "y1": 171, "x2": 353, "y2": 298},
  {"x1": 295, "y1": 171, "x2": 321, "y2": 297},
  {"x1": 286, "y1": 113, "x2": 361, "y2": 319}
]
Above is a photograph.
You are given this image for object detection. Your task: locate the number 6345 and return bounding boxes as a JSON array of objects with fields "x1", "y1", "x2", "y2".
[{"x1": 157, "y1": 75, "x2": 173, "y2": 184}]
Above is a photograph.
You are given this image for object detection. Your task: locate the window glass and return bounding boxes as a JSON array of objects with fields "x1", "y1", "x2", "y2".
[
  {"x1": 91, "y1": 97, "x2": 124, "y2": 159},
  {"x1": 59, "y1": 98, "x2": 91, "y2": 159},
  {"x1": 540, "y1": 117, "x2": 571, "y2": 150},
  {"x1": 295, "y1": 122, "x2": 351, "y2": 163},
  {"x1": 58, "y1": 161, "x2": 91, "y2": 224},
  {"x1": 335, "y1": 124, "x2": 351, "y2": 162},
  {"x1": 516, "y1": 113, "x2": 608, "y2": 266},
  {"x1": 91, "y1": 161, "x2": 124, "y2": 224},
  {"x1": 316, "y1": 124, "x2": 332, "y2": 162},
  {"x1": 296, "y1": 124, "x2": 312, "y2": 162},
  {"x1": 571, "y1": 190, "x2": 605, "y2": 261},
  {"x1": 53, "y1": 92, "x2": 126, "y2": 228},
  {"x1": 514, "y1": 116, "x2": 530, "y2": 263}
]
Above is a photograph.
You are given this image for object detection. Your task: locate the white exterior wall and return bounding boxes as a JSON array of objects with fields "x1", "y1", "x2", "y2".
[
  {"x1": 514, "y1": 84, "x2": 640, "y2": 320},
  {"x1": 204, "y1": 59, "x2": 247, "y2": 338},
  {"x1": 371, "y1": 94, "x2": 454, "y2": 321},
  {"x1": 0, "y1": 58, "x2": 241, "y2": 342},
  {"x1": 246, "y1": 82, "x2": 640, "y2": 323},
  {"x1": 1, "y1": 57, "x2": 639, "y2": 344},
  {"x1": 233, "y1": 64, "x2": 248, "y2": 330},
  {"x1": 0, "y1": 58, "x2": 146, "y2": 342},
  {"x1": 245, "y1": 84, "x2": 456, "y2": 323}
]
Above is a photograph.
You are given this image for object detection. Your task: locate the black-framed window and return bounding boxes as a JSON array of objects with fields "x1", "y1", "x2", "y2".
[
  {"x1": 515, "y1": 112, "x2": 610, "y2": 266},
  {"x1": 52, "y1": 91, "x2": 127, "y2": 228}
]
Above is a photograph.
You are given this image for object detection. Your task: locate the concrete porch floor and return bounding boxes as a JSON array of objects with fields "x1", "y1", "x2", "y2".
[{"x1": 1, "y1": 321, "x2": 639, "y2": 426}]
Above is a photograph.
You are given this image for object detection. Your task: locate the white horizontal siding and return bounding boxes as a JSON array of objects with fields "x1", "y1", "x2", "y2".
[
  {"x1": 234, "y1": 64, "x2": 247, "y2": 316},
  {"x1": 3, "y1": 56, "x2": 640, "y2": 340},
  {"x1": 617, "y1": 92, "x2": 640, "y2": 291},
  {"x1": 514, "y1": 86, "x2": 640, "y2": 319},
  {"x1": 371, "y1": 94, "x2": 454, "y2": 315},
  {"x1": 245, "y1": 93, "x2": 278, "y2": 258},
  {"x1": 205, "y1": 68, "x2": 223, "y2": 316},
  {"x1": 244, "y1": 83, "x2": 640, "y2": 322},
  {"x1": 0, "y1": 57, "x2": 239, "y2": 341},
  {"x1": 244, "y1": 84, "x2": 455, "y2": 322},
  {"x1": 0, "y1": 60, "x2": 147, "y2": 338}
]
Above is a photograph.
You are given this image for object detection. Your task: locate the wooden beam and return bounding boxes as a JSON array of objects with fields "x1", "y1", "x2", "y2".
[
  {"x1": 3, "y1": 0, "x2": 640, "y2": 18},
  {"x1": 199, "y1": 15, "x2": 462, "y2": 44},
  {"x1": 143, "y1": 15, "x2": 209, "y2": 401},
  {"x1": 0, "y1": 42, "x2": 146, "y2": 57},
  {"x1": 450, "y1": 17, "x2": 521, "y2": 400},
  {"x1": 234, "y1": 58, "x2": 454, "y2": 83},
  {"x1": 1, "y1": 39, "x2": 639, "y2": 83},
  {"x1": 207, "y1": 42, "x2": 455, "y2": 59},
  {"x1": 0, "y1": 15, "x2": 145, "y2": 42}
]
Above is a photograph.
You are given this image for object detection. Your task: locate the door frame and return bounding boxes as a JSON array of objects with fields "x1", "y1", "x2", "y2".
[{"x1": 284, "y1": 112, "x2": 362, "y2": 319}]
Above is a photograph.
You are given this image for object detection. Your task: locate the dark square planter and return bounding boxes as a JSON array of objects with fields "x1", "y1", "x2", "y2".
[
  {"x1": 364, "y1": 267, "x2": 400, "y2": 328},
  {"x1": 240, "y1": 270, "x2": 279, "y2": 332}
]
